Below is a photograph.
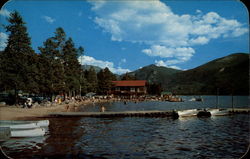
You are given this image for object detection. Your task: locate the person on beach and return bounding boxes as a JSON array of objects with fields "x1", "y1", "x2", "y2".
[
  {"x1": 100, "y1": 105, "x2": 105, "y2": 112},
  {"x1": 23, "y1": 98, "x2": 32, "y2": 108}
]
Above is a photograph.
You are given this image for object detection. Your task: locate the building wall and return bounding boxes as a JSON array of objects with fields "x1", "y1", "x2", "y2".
[{"x1": 111, "y1": 86, "x2": 147, "y2": 97}]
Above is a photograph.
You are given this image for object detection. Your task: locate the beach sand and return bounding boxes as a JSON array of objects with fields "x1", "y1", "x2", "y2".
[
  {"x1": 0, "y1": 104, "x2": 66, "y2": 120},
  {"x1": 0, "y1": 99, "x2": 103, "y2": 120}
]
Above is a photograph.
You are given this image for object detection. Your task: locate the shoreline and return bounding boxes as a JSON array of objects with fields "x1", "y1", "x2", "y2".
[
  {"x1": 1, "y1": 97, "x2": 249, "y2": 121},
  {"x1": 0, "y1": 99, "x2": 113, "y2": 120}
]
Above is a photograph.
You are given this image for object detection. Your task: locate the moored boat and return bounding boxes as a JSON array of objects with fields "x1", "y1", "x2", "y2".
[
  {"x1": 0, "y1": 123, "x2": 40, "y2": 130},
  {"x1": 178, "y1": 109, "x2": 199, "y2": 117},
  {"x1": 197, "y1": 110, "x2": 211, "y2": 117},
  {"x1": 0, "y1": 120, "x2": 49, "y2": 127},
  {"x1": 0, "y1": 127, "x2": 11, "y2": 141},
  {"x1": 208, "y1": 108, "x2": 229, "y2": 116},
  {"x1": 10, "y1": 128, "x2": 46, "y2": 137}
]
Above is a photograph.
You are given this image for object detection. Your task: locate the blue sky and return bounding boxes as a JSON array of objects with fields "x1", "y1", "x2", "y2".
[{"x1": 0, "y1": 0, "x2": 249, "y2": 74}]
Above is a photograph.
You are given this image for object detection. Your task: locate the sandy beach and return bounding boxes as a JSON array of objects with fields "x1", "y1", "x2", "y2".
[
  {"x1": 0, "y1": 104, "x2": 64, "y2": 120},
  {"x1": 0, "y1": 99, "x2": 109, "y2": 120}
]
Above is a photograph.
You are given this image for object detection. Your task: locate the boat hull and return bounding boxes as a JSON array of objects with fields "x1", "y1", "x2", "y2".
[
  {"x1": 209, "y1": 109, "x2": 229, "y2": 116},
  {"x1": 0, "y1": 120, "x2": 49, "y2": 127},
  {"x1": 10, "y1": 128, "x2": 46, "y2": 137},
  {"x1": 0, "y1": 123, "x2": 40, "y2": 130},
  {"x1": 178, "y1": 109, "x2": 199, "y2": 117}
]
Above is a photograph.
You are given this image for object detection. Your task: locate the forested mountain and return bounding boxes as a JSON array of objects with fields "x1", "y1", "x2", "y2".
[
  {"x1": 167, "y1": 53, "x2": 249, "y2": 95},
  {"x1": 125, "y1": 64, "x2": 181, "y2": 87},
  {"x1": 122, "y1": 53, "x2": 249, "y2": 95}
]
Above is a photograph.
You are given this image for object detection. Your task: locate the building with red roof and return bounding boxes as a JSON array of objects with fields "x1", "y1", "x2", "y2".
[{"x1": 111, "y1": 80, "x2": 147, "y2": 98}]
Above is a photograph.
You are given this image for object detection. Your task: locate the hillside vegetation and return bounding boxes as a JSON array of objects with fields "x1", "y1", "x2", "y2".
[{"x1": 126, "y1": 53, "x2": 249, "y2": 95}]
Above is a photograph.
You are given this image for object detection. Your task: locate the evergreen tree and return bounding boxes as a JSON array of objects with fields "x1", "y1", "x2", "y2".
[
  {"x1": 85, "y1": 66, "x2": 98, "y2": 93},
  {"x1": 97, "y1": 67, "x2": 116, "y2": 94},
  {"x1": 62, "y1": 37, "x2": 81, "y2": 96},
  {"x1": 0, "y1": 11, "x2": 38, "y2": 102},
  {"x1": 38, "y1": 38, "x2": 58, "y2": 95},
  {"x1": 38, "y1": 28, "x2": 67, "y2": 97},
  {"x1": 121, "y1": 73, "x2": 136, "y2": 80},
  {"x1": 78, "y1": 46, "x2": 87, "y2": 95}
]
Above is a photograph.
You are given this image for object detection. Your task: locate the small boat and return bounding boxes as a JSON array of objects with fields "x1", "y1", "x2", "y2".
[
  {"x1": 35, "y1": 120, "x2": 50, "y2": 127},
  {"x1": 0, "y1": 123, "x2": 40, "y2": 130},
  {"x1": 10, "y1": 128, "x2": 46, "y2": 137},
  {"x1": 197, "y1": 110, "x2": 211, "y2": 117},
  {"x1": 178, "y1": 109, "x2": 199, "y2": 117},
  {"x1": 208, "y1": 109, "x2": 229, "y2": 116},
  {"x1": 0, "y1": 120, "x2": 49, "y2": 127},
  {"x1": 0, "y1": 127, "x2": 11, "y2": 141}
]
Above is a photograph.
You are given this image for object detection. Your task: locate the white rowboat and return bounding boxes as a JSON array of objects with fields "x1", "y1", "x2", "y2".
[
  {"x1": 10, "y1": 128, "x2": 46, "y2": 137},
  {"x1": 0, "y1": 120, "x2": 49, "y2": 127},
  {"x1": 209, "y1": 109, "x2": 229, "y2": 116},
  {"x1": 0, "y1": 123, "x2": 40, "y2": 130},
  {"x1": 178, "y1": 109, "x2": 199, "y2": 117}
]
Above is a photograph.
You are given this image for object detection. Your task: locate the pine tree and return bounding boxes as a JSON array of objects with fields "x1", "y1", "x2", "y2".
[
  {"x1": 86, "y1": 66, "x2": 98, "y2": 93},
  {"x1": 77, "y1": 46, "x2": 87, "y2": 95},
  {"x1": 62, "y1": 37, "x2": 81, "y2": 96},
  {"x1": 38, "y1": 38, "x2": 58, "y2": 95},
  {"x1": 0, "y1": 11, "x2": 38, "y2": 102},
  {"x1": 97, "y1": 67, "x2": 116, "y2": 94},
  {"x1": 38, "y1": 28, "x2": 66, "y2": 97}
]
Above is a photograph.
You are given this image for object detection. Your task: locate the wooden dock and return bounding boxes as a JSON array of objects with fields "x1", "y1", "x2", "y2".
[
  {"x1": 47, "y1": 108, "x2": 249, "y2": 119},
  {"x1": 48, "y1": 110, "x2": 179, "y2": 119}
]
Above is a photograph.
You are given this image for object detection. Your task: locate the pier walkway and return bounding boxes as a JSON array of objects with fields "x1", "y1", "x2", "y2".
[
  {"x1": 47, "y1": 108, "x2": 249, "y2": 118},
  {"x1": 48, "y1": 110, "x2": 179, "y2": 118}
]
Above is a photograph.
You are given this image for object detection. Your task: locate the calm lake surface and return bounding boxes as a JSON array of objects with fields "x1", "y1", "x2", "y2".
[{"x1": 1, "y1": 96, "x2": 249, "y2": 159}]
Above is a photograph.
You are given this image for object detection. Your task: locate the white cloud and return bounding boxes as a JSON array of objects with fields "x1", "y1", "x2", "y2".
[
  {"x1": 189, "y1": 36, "x2": 209, "y2": 45},
  {"x1": 89, "y1": 0, "x2": 248, "y2": 66},
  {"x1": 90, "y1": 0, "x2": 107, "y2": 11},
  {"x1": 78, "y1": 55, "x2": 130, "y2": 74},
  {"x1": 142, "y1": 45, "x2": 195, "y2": 64},
  {"x1": 0, "y1": 32, "x2": 8, "y2": 51},
  {"x1": 0, "y1": 9, "x2": 10, "y2": 17},
  {"x1": 155, "y1": 60, "x2": 181, "y2": 70},
  {"x1": 42, "y1": 16, "x2": 55, "y2": 24}
]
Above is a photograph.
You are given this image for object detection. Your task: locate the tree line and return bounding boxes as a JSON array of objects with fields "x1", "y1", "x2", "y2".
[{"x1": 0, "y1": 11, "x2": 117, "y2": 103}]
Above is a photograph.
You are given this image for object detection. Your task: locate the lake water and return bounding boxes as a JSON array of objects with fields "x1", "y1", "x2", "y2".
[{"x1": 1, "y1": 96, "x2": 249, "y2": 158}]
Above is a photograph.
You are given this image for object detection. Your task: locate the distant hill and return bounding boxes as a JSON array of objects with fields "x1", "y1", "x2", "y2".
[
  {"x1": 127, "y1": 64, "x2": 182, "y2": 85},
  {"x1": 167, "y1": 53, "x2": 249, "y2": 95},
  {"x1": 124, "y1": 53, "x2": 249, "y2": 95}
]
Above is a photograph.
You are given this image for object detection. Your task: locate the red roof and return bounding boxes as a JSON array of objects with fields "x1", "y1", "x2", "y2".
[{"x1": 112, "y1": 80, "x2": 147, "y2": 87}]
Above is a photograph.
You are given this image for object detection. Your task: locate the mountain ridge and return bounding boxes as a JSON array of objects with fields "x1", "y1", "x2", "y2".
[
  {"x1": 82, "y1": 53, "x2": 249, "y2": 95},
  {"x1": 125, "y1": 53, "x2": 249, "y2": 95}
]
